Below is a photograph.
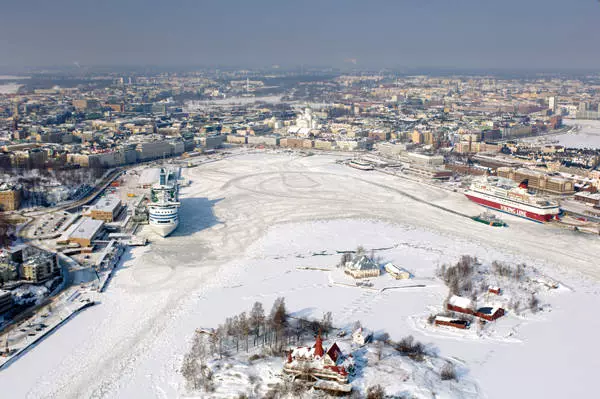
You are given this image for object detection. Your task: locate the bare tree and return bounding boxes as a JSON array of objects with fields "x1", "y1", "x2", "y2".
[
  {"x1": 181, "y1": 331, "x2": 211, "y2": 391},
  {"x1": 250, "y1": 301, "x2": 265, "y2": 346},
  {"x1": 269, "y1": 297, "x2": 287, "y2": 348},
  {"x1": 376, "y1": 340, "x2": 384, "y2": 362},
  {"x1": 339, "y1": 253, "x2": 352, "y2": 268},
  {"x1": 366, "y1": 384, "x2": 385, "y2": 399},
  {"x1": 529, "y1": 294, "x2": 540, "y2": 313},
  {"x1": 0, "y1": 212, "x2": 14, "y2": 249},
  {"x1": 232, "y1": 315, "x2": 241, "y2": 352},
  {"x1": 441, "y1": 362, "x2": 457, "y2": 380},
  {"x1": 321, "y1": 311, "x2": 333, "y2": 338},
  {"x1": 239, "y1": 312, "x2": 250, "y2": 352}
]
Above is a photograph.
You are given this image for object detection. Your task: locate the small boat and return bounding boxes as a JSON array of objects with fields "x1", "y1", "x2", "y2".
[{"x1": 472, "y1": 211, "x2": 508, "y2": 227}]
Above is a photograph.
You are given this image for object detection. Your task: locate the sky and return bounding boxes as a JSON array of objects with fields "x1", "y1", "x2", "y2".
[{"x1": 0, "y1": 0, "x2": 599, "y2": 70}]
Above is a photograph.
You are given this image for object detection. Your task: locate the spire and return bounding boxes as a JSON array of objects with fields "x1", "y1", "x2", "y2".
[{"x1": 313, "y1": 332, "x2": 324, "y2": 358}]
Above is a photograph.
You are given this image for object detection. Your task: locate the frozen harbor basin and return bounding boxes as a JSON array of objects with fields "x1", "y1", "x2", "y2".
[{"x1": 1, "y1": 153, "x2": 600, "y2": 398}]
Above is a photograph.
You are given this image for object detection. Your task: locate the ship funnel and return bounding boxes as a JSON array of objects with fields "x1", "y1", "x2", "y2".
[
  {"x1": 518, "y1": 179, "x2": 529, "y2": 189},
  {"x1": 159, "y1": 168, "x2": 166, "y2": 185}
]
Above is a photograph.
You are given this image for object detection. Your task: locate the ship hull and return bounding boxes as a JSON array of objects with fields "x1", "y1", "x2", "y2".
[
  {"x1": 465, "y1": 193, "x2": 556, "y2": 223},
  {"x1": 150, "y1": 219, "x2": 178, "y2": 237},
  {"x1": 349, "y1": 162, "x2": 373, "y2": 171}
]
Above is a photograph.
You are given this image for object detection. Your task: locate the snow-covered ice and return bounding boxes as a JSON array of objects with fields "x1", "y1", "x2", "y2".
[
  {"x1": 1, "y1": 153, "x2": 600, "y2": 398},
  {"x1": 552, "y1": 119, "x2": 600, "y2": 149}
]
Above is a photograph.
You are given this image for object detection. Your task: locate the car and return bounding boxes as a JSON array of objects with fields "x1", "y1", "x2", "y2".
[{"x1": 28, "y1": 333, "x2": 36, "y2": 336}]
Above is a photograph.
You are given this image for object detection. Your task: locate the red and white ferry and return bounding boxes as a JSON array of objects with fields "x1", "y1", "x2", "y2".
[{"x1": 465, "y1": 177, "x2": 560, "y2": 223}]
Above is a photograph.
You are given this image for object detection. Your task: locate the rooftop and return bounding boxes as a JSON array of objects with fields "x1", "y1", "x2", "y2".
[
  {"x1": 92, "y1": 195, "x2": 121, "y2": 213},
  {"x1": 68, "y1": 217, "x2": 104, "y2": 240}
]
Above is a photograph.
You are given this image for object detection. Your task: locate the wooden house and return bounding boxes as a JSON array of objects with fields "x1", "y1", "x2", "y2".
[{"x1": 345, "y1": 255, "x2": 380, "y2": 279}]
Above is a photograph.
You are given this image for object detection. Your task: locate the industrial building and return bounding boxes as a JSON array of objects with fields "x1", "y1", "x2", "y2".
[
  {"x1": 497, "y1": 167, "x2": 575, "y2": 195},
  {"x1": 66, "y1": 217, "x2": 105, "y2": 247},
  {"x1": 89, "y1": 196, "x2": 122, "y2": 222}
]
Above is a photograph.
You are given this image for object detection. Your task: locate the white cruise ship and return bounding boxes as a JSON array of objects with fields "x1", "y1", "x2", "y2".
[{"x1": 148, "y1": 168, "x2": 180, "y2": 237}]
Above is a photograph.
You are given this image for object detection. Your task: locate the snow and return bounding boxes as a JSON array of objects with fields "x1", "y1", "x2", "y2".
[
  {"x1": 0, "y1": 83, "x2": 22, "y2": 94},
  {"x1": 551, "y1": 119, "x2": 600, "y2": 149},
  {"x1": 1, "y1": 153, "x2": 600, "y2": 398},
  {"x1": 448, "y1": 295, "x2": 474, "y2": 310},
  {"x1": 11, "y1": 284, "x2": 49, "y2": 306}
]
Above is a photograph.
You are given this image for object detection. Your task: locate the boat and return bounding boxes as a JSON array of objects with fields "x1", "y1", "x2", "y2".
[
  {"x1": 148, "y1": 167, "x2": 180, "y2": 237},
  {"x1": 472, "y1": 211, "x2": 508, "y2": 227},
  {"x1": 348, "y1": 159, "x2": 374, "y2": 171},
  {"x1": 465, "y1": 177, "x2": 560, "y2": 223}
]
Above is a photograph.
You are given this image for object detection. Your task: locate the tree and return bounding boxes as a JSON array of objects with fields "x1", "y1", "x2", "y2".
[
  {"x1": 238, "y1": 312, "x2": 250, "y2": 352},
  {"x1": 0, "y1": 212, "x2": 14, "y2": 249},
  {"x1": 339, "y1": 253, "x2": 352, "y2": 268},
  {"x1": 356, "y1": 245, "x2": 365, "y2": 256},
  {"x1": 441, "y1": 362, "x2": 457, "y2": 380},
  {"x1": 213, "y1": 325, "x2": 227, "y2": 359},
  {"x1": 321, "y1": 312, "x2": 333, "y2": 338},
  {"x1": 181, "y1": 331, "x2": 210, "y2": 391},
  {"x1": 376, "y1": 340, "x2": 384, "y2": 362},
  {"x1": 250, "y1": 301, "x2": 265, "y2": 345},
  {"x1": 529, "y1": 294, "x2": 540, "y2": 313},
  {"x1": 232, "y1": 315, "x2": 241, "y2": 352},
  {"x1": 366, "y1": 384, "x2": 385, "y2": 399},
  {"x1": 269, "y1": 297, "x2": 287, "y2": 347}
]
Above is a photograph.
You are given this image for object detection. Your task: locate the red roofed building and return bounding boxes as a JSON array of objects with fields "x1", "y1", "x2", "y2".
[
  {"x1": 314, "y1": 334, "x2": 325, "y2": 358},
  {"x1": 284, "y1": 334, "x2": 351, "y2": 384}
]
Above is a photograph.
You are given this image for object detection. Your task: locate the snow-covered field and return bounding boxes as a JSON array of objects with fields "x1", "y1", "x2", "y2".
[{"x1": 1, "y1": 153, "x2": 600, "y2": 398}]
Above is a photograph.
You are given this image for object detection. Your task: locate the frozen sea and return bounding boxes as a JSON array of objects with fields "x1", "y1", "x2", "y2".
[
  {"x1": 550, "y1": 119, "x2": 600, "y2": 149},
  {"x1": 1, "y1": 153, "x2": 600, "y2": 398}
]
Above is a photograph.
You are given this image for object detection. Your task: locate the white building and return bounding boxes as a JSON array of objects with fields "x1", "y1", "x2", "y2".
[
  {"x1": 548, "y1": 96, "x2": 557, "y2": 113},
  {"x1": 295, "y1": 107, "x2": 320, "y2": 130},
  {"x1": 384, "y1": 263, "x2": 411, "y2": 279}
]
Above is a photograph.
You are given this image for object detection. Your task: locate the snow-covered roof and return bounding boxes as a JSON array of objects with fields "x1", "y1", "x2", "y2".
[
  {"x1": 68, "y1": 217, "x2": 104, "y2": 240},
  {"x1": 448, "y1": 295, "x2": 473, "y2": 309},
  {"x1": 92, "y1": 195, "x2": 121, "y2": 213},
  {"x1": 291, "y1": 346, "x2": 317, "y2": 359},
  {"x1": 384, "y1": 262, "x2": 409, "y2": 274},
  {"x1": 346, "y1": 255, "x2": 378, "y2": 271}
]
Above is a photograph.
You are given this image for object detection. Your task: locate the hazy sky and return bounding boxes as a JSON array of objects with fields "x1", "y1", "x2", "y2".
[{"x1": 1, "y1": 0, "x2": 599, "y2": 70}]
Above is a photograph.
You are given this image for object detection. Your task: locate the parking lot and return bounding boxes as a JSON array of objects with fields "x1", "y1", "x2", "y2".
[{"x1": 29, "y1": 212, "x2": 78, "y2": 239}]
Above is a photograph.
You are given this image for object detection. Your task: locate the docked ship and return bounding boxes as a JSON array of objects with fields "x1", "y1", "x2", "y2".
[
  {"x1": 465, "y1": 177, "x2": 560, "y2": 223},
  {"x1": 148, "y1": 167, "x2": 180, "y2": 237},
  {"x1": 348, "y1": 159, "x2": 374, "y2": 171}
]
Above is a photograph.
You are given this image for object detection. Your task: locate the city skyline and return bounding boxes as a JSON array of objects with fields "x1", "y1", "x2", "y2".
[{"x1": 1, "y1": 0, "x2": 599, "y2": 70}]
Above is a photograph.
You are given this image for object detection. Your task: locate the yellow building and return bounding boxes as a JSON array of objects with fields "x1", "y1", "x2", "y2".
[
  {"x1": 0, "y1": 185, "x2": 20, "y2": 211},
  {"x1": 89, "y1": 196, "x2": 122, "y2": 222},
  {"x1": 20, "y1": 253, "x2": 58, "y2": 283},
  {"x1": 412, "y1": 130, "x2": 424, "y2": 144}
]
